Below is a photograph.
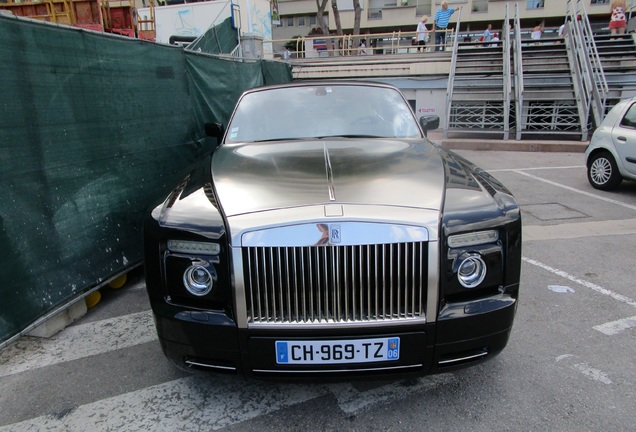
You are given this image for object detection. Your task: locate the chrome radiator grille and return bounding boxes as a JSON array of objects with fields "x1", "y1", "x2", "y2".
[{"x1": 243, "y1": 242, "x2": 428, "y2": 325}]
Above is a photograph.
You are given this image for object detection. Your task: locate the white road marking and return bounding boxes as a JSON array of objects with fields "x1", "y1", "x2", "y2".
[
  {"x1": 593, "y1": 315, "x2": 636, "y2": 336},
  {"x1": 489, "y1": 165, "x2": 584, "y2": 172},
  {"x1": 0, "y1": 376, "x2": 329, "y2": 432},
  {"x1": 555, "y1": 355, "x2": 612, "y2": 385},
  {"x1": 523, "y1": 257, "x2": 636, "y2": 308},
  {"x1": 548, "y1": 285, "x2": 575, "y2": 293},
  {"x1": 513, "y1": 170, "x2": 636, "y2": 212},
  {"x1": 329, "y1": 374, "x2": 456, "y2": 416},
  {"x1": 0, "y1": 309, "x2": 459, "y2": 430},
  {"x1": 572, "y1": 363, "x2": 613, "y2": 385},
  {"x1": 0, "y1": 310, "x2": 156, "y2": 378}
]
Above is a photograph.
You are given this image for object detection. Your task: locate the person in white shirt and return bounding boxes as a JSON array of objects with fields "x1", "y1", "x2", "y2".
[
  {"x1": 359, "y1": 39, "x2": 368, "y2": 55},
  {"x1": 490, "y1": 32, "x2": 499, "y2": 47},
  {"x1": 531, "y1": 21, "x2": 543, "y2": 45},
  {"x1": 416, "y1": 16, "x2": 429, "y2": 52},
  {"x1": 609, "y1": 0, "x2": 627, "y2": 36}
]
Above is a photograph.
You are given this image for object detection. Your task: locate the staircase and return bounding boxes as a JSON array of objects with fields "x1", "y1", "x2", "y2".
[
  {"x1": 444, "y1": 1, "x2": 636, "y2": 141},
  {"x1": 445, "y1": 41, "x2": 509, "y2": 137},
  {"x1": 594, "y1": 33, "x2": 636, "y2": 114},
  {"x1": 517, "y1": 39, "x2": 582, "y2": 139}
]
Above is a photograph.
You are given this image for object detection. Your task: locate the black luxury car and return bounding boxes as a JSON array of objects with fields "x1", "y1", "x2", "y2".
[{"x1": 143, "y1": 81, "x2": 522, "y2": 380}]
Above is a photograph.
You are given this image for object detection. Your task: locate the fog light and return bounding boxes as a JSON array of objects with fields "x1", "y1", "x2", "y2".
[
  {"x1": 183, "y1": 265, "x2": 214, "y2": 296},
  {"x1": 457, "y1": 254, "x2": 486, "y2": 288}
]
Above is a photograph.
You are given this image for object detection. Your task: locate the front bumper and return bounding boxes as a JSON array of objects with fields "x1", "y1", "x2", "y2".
[{"x1": 153, "y1": 291, "x2": 517, "y2": 381}]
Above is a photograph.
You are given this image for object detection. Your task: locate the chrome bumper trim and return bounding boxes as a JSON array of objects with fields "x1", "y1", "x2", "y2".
[
  {"x1": 252, "y1": 364, "x2": 423, "y2": 374},
  {"x1": 438, "y1": 351, "x2": 488, "y2": 366},
  {"x1": 185, "y1": 360, "x2": 237, "y2": 372}
]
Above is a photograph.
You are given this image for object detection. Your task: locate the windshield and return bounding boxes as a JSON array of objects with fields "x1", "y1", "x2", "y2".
[{"x1": 225, "y1": 84, "x2": 422, "y2": 143}]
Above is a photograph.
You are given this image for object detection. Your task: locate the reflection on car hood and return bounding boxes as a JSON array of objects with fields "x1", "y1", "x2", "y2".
[{"x1": 211, "y1": 139, "x2": 446, "y2": 216}]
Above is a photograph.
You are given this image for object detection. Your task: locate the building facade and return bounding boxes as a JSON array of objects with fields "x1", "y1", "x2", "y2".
[{"x1": 272, "y1": 0, "x2": 625, "y2": 42}]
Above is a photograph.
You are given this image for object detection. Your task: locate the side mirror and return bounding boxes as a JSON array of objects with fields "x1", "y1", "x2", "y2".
[
  {"x1": 204, "y1": 122, "x2": 225, "y2": 142},
  {"x1": 419, "y1": 115, "x2": 440, "y2": 137}
]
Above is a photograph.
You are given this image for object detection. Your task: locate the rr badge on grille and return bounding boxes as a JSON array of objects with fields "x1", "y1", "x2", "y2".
[{"x1": 329, "y1": 224, "x2": 341, "y2": 244}]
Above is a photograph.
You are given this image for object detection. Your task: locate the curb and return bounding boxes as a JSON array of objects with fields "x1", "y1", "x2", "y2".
[{"x1": 440, "y1": 138, "x2": 589, "y2": 153}]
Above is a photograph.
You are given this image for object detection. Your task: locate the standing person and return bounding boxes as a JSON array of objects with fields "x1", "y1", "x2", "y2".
[
  {"x1": 531, "y1": 21, "x2": 543, "y2": 45},
  {"x1": 283, "y1": 46, "x2": 291, "y2": 60},
  {"x1": 482, "y1": 23, "x2": 493, "y2": 46},
  {"x1": 358, "y1": 39, "x2": 367, "y2": 55},
  {"x1": 557, "y1": 17, "x2": 570, "y2": 43},
  {"x1": 609, "y1": 0, "x2": 627, "y2": 37},
  {"x1": 416, "y1": 16, "x2": 429, "y2": 52},
  {"x1": 433, "y1": 0, "x2": 461, "y2": 52},
  {"x1": 490, "y1": 32, "x2": 499, "y2": 47}
]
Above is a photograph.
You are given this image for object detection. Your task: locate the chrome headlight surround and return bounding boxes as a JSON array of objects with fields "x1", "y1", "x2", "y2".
[
  {"x1": 456, "y1": 253, "x2": 487, "y2": 288},
  {"x1": 163, "y1": 246, "x2": 225, "y2": 307},
  {"x1": 446, "y1": 230, "x2": 502, "y2": 294},
  {"x1": 166, "y1": 240, "x2": 222, "y2": 298},
  {"x1": 183, "y1": 263, "x2": 216, "y2": 296}
]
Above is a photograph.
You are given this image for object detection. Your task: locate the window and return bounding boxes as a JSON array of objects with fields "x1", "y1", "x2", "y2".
[
  {"x1": 287, "y1": 17, "x2": 294, "y2": 27},
  {"x1": 472, "y1": 0, "x2": 488, "y2": 13},
  {"x1": 298, "y1": 16, "x2": 305, "y2": 27},
  {"x1": 620, "y1": 103, "x2": 636, "y2": 129},
  {"x1": 526, "y1": 0, "x2": 544, "y2": 9},
  {"x1": 310, "y1": 16, "x2": 317, "y2": 26}
]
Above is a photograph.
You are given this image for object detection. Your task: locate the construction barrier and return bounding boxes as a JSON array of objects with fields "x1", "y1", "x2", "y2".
[{"x1": 0, "y1": 14, "x2": 291, "y2": 345}]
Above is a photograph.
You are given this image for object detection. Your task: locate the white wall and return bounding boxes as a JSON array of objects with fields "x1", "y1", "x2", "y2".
[{"x1": 139, "y1": 0, "x2": 273, "y2": 52}]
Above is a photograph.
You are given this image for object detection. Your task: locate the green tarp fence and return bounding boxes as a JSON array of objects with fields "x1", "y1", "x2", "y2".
[
  {"x1": 0, "y1": 14, "x2": 292, "y2": 345},
  {"x1": 187, "y1": 15, "x2": 240, "y2": 55}
]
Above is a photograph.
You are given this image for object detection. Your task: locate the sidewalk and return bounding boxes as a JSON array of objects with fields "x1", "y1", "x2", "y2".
[{"x1": 427, "y1": 131, "x2": 589, "y2": 153}]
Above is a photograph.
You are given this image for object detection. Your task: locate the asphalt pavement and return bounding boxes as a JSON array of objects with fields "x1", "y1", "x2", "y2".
[{"x1": 1, "y1": 149, "x2": 635, "y2": 432}]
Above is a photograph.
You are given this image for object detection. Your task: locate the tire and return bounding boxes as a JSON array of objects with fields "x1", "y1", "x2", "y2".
[{"x1": 587, "y1": 151, "x2": 622, "y2": 190}]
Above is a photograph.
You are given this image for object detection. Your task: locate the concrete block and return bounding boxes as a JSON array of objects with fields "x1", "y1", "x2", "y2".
[{"x1": 27, "y1": 300, "x2": 88, "y2": 338}]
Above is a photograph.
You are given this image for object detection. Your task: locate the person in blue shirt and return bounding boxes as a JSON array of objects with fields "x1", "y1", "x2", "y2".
[
  {"x1": 433, "y1": 0, "x2": 461, "y2": 51},
  {"x1": 482, "y1": 24, "x2": 492, "y2": 47}
]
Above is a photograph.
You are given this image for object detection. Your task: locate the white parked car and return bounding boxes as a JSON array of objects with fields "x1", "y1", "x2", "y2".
[{"x1": 586, "y1": 97, "x2": 636, "y2": 190}]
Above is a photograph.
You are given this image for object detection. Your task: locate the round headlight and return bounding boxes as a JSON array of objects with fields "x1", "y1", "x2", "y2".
[
  {"x1": 457, "y1": 255, "x2": 487, "y2": 288},
  {"x1": 183, "y1": 265, "x2": 213, "y2": 296}
]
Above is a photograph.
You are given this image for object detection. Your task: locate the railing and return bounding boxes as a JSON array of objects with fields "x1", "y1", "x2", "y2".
[
  {"x1": 513, "y1": 2, "x2": 524, "y2": 140},
  {"x1": 136, "y1": 0, "x2": 156, "y2": 35},
  {"x1": 443, "y1": 8, "x2": 462, "y2": 138},
  {"x1": 264, "y1": 28, "x2": 454, "y2": 60},
  {"x1": 566, "y1": 0, "x2": 608, "y2": 127},
  {"x1": 562, "y1": 17, "x2": 589, "y2": 139},
  {"x1": 502, "y1": 3, "x2": 512, "y2": 140}
]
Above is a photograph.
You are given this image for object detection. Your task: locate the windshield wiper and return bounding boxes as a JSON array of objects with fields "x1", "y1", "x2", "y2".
[
  {"x1": 249, "y1": 137, "x2": 306, "y2": 143},
  {"x1": 315, "y1": 134, "x2": 387, "y2": 139}
]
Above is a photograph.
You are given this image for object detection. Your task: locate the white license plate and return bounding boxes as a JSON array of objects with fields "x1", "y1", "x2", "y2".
[{"x1": 275, "y1": 337, "x2": 400, "y2": 365}]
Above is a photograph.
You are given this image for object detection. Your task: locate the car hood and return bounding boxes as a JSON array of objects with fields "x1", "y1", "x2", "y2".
[{"x1": 211, "y1": 138, "x2": 446, "y2": 217}]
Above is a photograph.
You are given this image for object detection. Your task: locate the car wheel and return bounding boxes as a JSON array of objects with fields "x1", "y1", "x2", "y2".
[{"x1": 587, "y1": 151, "x2": 622, "y2": 190}]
